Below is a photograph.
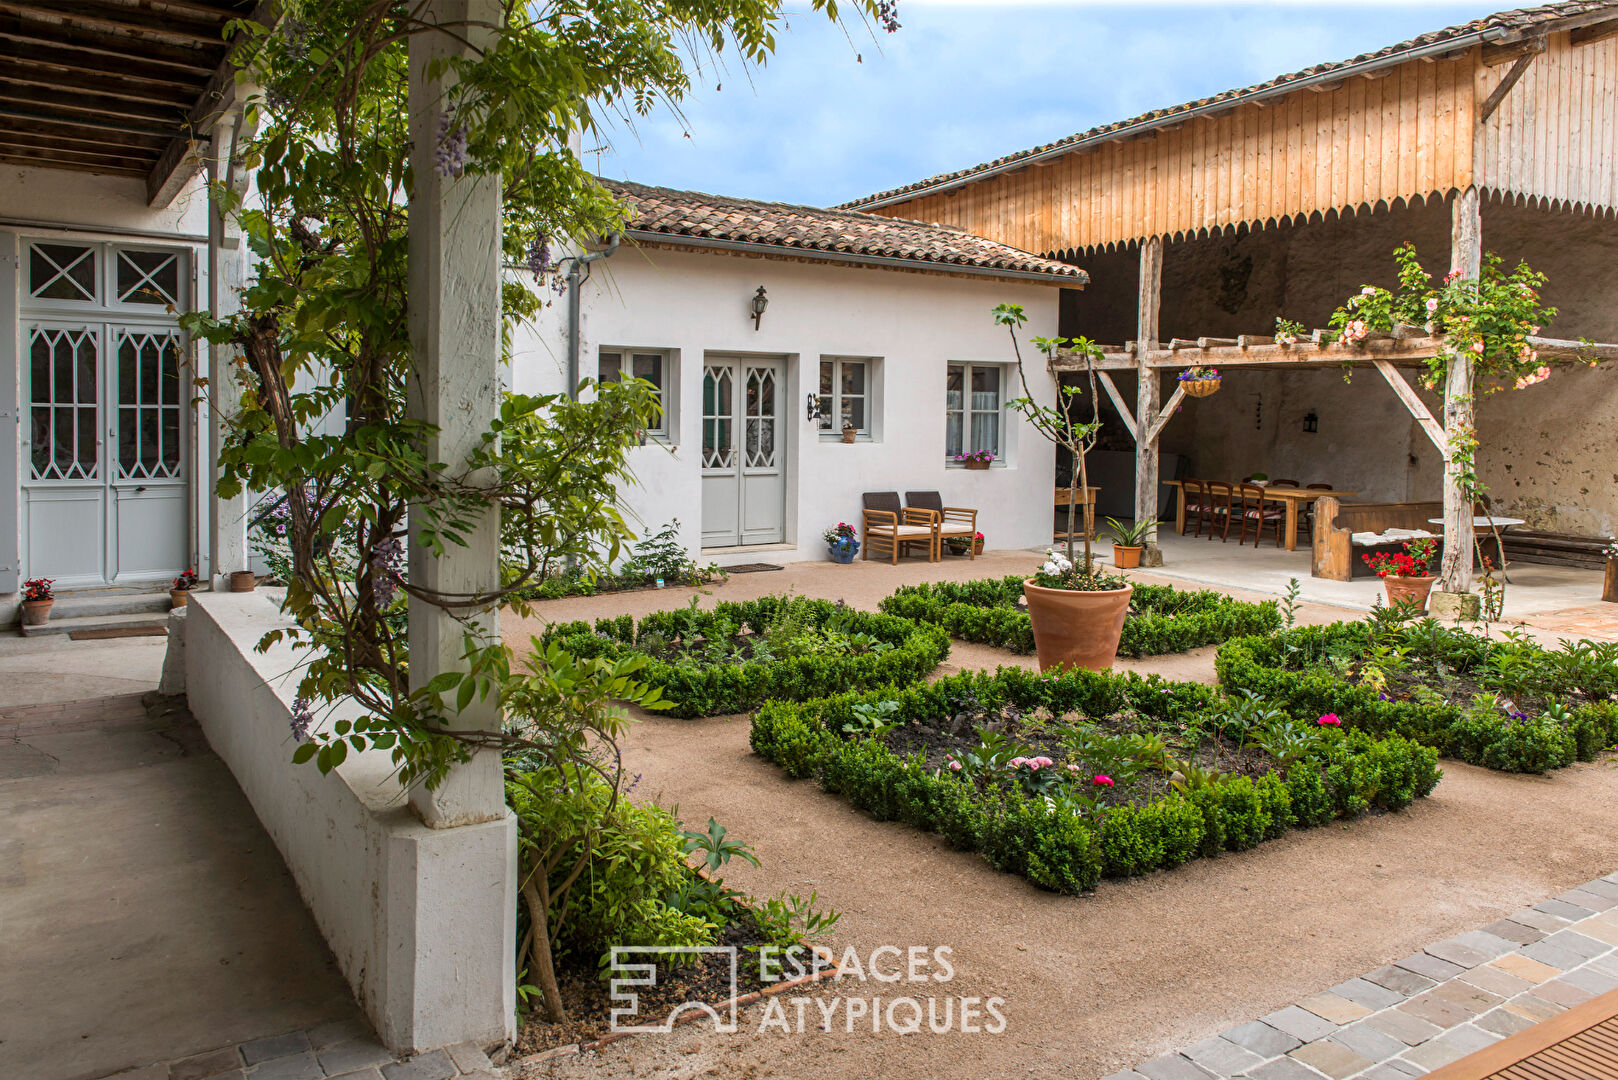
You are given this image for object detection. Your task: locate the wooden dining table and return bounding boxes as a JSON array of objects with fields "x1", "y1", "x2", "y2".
[{"x1": 1167, "y1": 481, "x2": 1360, "y2": 552}]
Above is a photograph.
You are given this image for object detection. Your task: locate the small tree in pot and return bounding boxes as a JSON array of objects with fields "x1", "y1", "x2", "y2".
[{"x1": 993, "y1": 304, "x2": 1131, "y2": 670}]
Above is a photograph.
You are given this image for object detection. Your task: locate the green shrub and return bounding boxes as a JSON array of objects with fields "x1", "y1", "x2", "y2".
[
  {"x1": 751, "y1": 668, "x2": 1440, "y2": 895},
  {"x1": 879, "y1": 576, "x2": 1280, "y2": 658},
  {"x1": 542, "y1": 596, "x2": 950, "y2": 717}
]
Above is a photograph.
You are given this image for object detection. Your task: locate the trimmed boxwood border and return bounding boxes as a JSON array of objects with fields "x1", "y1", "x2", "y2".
[
  {"x1": 751, "y1": 666, "x2": 1441, "y2": 895},
  {"x1": 539, "y1": 596, "x2": 951, "y2": 718},
  {"x1": 1216, "y1": 624, "x2": 1618, "y2": 773},
  {"x1": 878, "y1": 576, "x2": 1281, "y2": 657}
]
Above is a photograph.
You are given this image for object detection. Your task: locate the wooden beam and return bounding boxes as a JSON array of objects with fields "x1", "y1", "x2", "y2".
[
  {"x1": 0, "y1": 17, "x2": 216, "y2": 75},
  {"x1": 1439, "y1": 186, "x2": 1482, "y2": 594},
  {"x1": 1528, "y1": 336, "x2": 1618, "y2": 362},
  {"x1": 1096, "y1": 371, "x2": 1137, "y2": 440},
  {"x1": 0, "y1": 2, "x2": 229, "y2": 48},
  {"x1": 1571, "y1": 18, "x2": 1618, "y2": 47},
  {"x1": 1479, "y1": 38, "x2": 1544, "y2": 123},
  {"x1": 147, "y1": 2, "x2": 275, "y2": 207},
  {"x1": 1145, "y1": 384, "x2": 1186, "y2": 445},
  {"x1": 1135, "y1": 236, "x2": 1164, "y2": 561},
  {"x1": 1374, "y1": 360, "x2": 1446, "y2": 451}
]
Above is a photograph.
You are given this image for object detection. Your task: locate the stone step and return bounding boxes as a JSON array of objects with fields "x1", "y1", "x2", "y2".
[
  {"x1": 18, "y1": 610, "x2": 171, "y2": 638},
  {"x1": 49, "y1": 588, "x2": 174, "y2": 620}
]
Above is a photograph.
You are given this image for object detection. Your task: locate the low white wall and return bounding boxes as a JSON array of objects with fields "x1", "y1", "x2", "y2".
[{"x1": 184, "y1": 591, "x2": 515, "y2": 1053}]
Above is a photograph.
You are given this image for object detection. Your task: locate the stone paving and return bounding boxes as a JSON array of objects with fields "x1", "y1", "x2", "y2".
[
  {"x1": 99, "y1": 1018, "x2": 507, "y2": 1080},
  {"x1": 1105, "y1": 870, "x2": 1618, "y2": 1080}
]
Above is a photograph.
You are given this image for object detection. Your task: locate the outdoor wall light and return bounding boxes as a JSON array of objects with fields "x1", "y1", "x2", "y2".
[
  {"x1": 806, "y1": 393, "x2": 824, "y2": 422},
  {"x1": 1302, "y1": 410, "x2": 1319, "y2": 433},
  {"x1": 750, "y1": 286, "x2": 769, "y2": 330}
]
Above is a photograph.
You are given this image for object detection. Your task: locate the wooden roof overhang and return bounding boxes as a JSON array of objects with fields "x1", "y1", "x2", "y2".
[{"x1": 0, "y1": 0, "x2": 269, "y2": 207}]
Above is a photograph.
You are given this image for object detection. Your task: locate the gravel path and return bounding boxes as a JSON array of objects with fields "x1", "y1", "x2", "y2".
[{"x1": 502, "y1": 550, "x2": 1618, "y2": 1080}]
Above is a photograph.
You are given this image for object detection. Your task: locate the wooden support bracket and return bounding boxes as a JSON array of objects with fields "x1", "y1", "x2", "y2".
[
  {"x1": 1374, "y1": 360, "x2": 1446, "y2": 452},
  {"x1": 1479, "y1": 38, "x2": 1545, "y2": 123},
  {"x1": 1096, "y1": 371, "x2": 1138, "y2": 440},
  {"x1": 1145, "y1": 384, "x2": 1185, "y2": 445}
]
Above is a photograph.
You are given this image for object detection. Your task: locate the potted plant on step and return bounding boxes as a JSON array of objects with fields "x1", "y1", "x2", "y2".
[
  {"x1": 1363, "y1": 536, "x2": 1440, "y2": 611},
  {"x1": 824, "y1": 522, "x2": 860, "y2": 564},
  {"x1": 993, "y1": 304, "x2": 1133, "y2": 671},
  {"x1": 954, "y1": 449, "x2": 995, "y2": 471},
  {"x1": 170, "y1": 569, "x2": 199, "y2": 609},
  {"x1": 21, "y1": 577, "x2": 54, "y2": 626},
  {"x1": 1103, "y1": 517, "x2": 1152, "y2": 569}
]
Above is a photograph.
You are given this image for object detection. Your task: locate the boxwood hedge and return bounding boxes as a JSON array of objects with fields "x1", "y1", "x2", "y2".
[
  {"x1": 751, "y1": 666, "x2": 1441, "y2": 894},
  {"x1": 539, "y1": 596, "x2": 950, "y2": 718},
  {"x1": 1216, "y1": 622, "x2": 1618, "y2": 774},
  {"x1": 878, "y1": 576, "x2": 1281, "y2": 657}
]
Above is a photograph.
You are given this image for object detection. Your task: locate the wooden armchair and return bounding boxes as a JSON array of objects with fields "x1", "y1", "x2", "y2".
[
  {"x1": 905, "y1": 491, "x2": 978, "y2": 559},
  {"x1": 862, "y1": 492, "x2": 940, "y2": 563}
]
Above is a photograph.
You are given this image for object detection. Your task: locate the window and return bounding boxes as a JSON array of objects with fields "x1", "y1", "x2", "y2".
[
  {"x1": 818, "y1": 357, "x2": 871, "y2": 438},
  {"x1": 29, "y1": 243, "x2": 97, "y2": 302},
  {"x1": 599, "y1": 349, "x2": 668, "y2": 437},
  {"x1": 946, "y1": 364, "x2": 1002, "y2": 461}
]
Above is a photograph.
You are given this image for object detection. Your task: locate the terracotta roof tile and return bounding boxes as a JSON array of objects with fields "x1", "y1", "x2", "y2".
[
  {"x1": 841, "y1": 0, "x2": 1618, "y2": 209},
  {"x1": 604, "y1": 179, "x2": 1086, "y2": 283}
]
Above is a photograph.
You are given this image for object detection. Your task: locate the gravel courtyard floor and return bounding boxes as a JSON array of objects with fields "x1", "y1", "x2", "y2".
[{"x1": 502, "y1": 550, "x2": 1618, "y2": 1080}]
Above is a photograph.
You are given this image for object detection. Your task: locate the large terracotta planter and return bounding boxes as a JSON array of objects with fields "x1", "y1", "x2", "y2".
[
  {"x1": 1112, "y1": 544, "x2": 1143, "y2": 569},
  {"x1": 20, "y1": 598, "x2": 52, "y2": 626},
  {"x1": 1383, "y1": 574, "x2": 1436, "y2": 611},
  {"x1": 1022, "y1": 579, "x2": 1133, "y2": 672}
]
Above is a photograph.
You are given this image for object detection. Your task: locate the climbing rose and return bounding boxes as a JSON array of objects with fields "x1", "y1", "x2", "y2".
[
  {"x1": 1092, "y1": 774, "x2": 1114, "y2": 787},
  {"x1": 1318, "y1": 713, "x2": 1341, "y2": 726}
]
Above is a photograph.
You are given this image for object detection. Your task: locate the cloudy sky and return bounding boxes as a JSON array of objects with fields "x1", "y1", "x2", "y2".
[{"x1": 591, "y1": 1, "x2": 1505, "y2": 207}]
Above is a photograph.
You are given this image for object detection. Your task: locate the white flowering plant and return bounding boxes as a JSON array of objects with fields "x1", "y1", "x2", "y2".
[
  {"x1": 1031, "y1": 549, "x2": 1127, "y2": 592},
  {"x1": 1605, "y1": 539, "x2": 1618, "y2": 560}
]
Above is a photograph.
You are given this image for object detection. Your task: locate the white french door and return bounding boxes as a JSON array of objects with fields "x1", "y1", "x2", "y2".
[
  {"x1": 700, "y1": 355, "x2": 785, "y2": 547},
  {"x1": 18, "y1": 239, "x2": 190, "y2": 587}
]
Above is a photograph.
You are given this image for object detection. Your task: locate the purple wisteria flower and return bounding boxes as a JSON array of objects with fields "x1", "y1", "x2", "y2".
[
  {"x1": 876, "y1": 0, "x2": 900, "y2": 33},
  {"x1": 369, "y1": 534, "x2": 405, "y2": 609},
  {"x1": 526, "y1": 237, "x2": 552, "y2": 280},
  {"x1": 434, "y1": 112, "x2": 468, "y2": 179},
  {"x1": 290, "y1": 697, "x2": 313, "y2": 742}
]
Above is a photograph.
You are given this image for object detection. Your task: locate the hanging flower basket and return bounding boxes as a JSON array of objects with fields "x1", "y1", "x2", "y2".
[{"x1": 1178, "y1": 367, "x2": 1221, "y2": 398}]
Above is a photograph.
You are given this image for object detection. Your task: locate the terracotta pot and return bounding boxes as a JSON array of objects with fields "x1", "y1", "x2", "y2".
[
  {"x1": 20, "y1": 598, "x2": 52, "y2": 626},
  {"x1": 973, "y1": 540, "x2": 984, "y2": 555},
  {"x1": 170, "y1": 589, "x2": 190, "y2": 609},
  {"x1": 1112, "y1": 544, "x2": 1143, "y2": 569},
  {"x1": 963, "y1": 459, "x2": 991, "y2": 471},
  {"x1": 1383, "y1": 574, "x2": 1436, "y2": 611},
  {"x1": 229, "y1": 570, "x2": 257, "y2": 593},
  {"x1": 1022, "y1": 579, "x2": 1133, "y2": 672},
  {"x1": 1604, "y1": 559, "x2": 1618, "y2": 604},
  {"x1": 841, "y1": 428, "x2": 857, "y2": 444}
]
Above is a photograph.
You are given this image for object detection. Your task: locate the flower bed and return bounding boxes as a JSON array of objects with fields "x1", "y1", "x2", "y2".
[
  {"x1": 1216, "y1": 615, "x2": 1618, "y2": 773},
  {"x1": 878, "y1": 576, "x2": 1280, "y2": 657},
  {"x1": 751, "y1": 667, "x2": 1440, "y2": 894},
  {"x1": 540, "y1": 596, "x2": 951, "y2": 718}
]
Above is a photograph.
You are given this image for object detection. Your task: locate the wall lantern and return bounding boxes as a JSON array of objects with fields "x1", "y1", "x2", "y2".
[
  {"x1": 1302, "y1": 410, "x2": 1319, "y2": 434},
  {"x1": 806, "y1": 393, "x2": 823, "y2": 423},
  {"x1": 750, "y1": 286, "x2": 769, "y2": 330}
]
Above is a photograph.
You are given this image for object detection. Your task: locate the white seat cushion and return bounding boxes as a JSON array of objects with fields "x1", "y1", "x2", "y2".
[
  {"x1": 1350, "y1": 528, "x2": 1438, "y2": 546},
  {"x1": 885, "y1": 524, "x2": 935, "y2": 537}
]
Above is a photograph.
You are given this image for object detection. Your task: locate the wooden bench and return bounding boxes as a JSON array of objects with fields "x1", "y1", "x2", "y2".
[{"x1": 1312, "y1": 498, "x2": 1443, "y2": 581}]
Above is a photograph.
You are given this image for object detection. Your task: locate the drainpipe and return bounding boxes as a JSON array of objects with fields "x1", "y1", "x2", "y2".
[{"x1": 563, "y1": 233, "x2": 620, "y2": 399}]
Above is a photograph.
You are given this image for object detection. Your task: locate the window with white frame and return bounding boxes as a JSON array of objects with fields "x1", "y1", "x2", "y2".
[
  {"x1": 817, "y1": 357, "x2": 872, "y2": 438},
  {"x1": 599, "y1": 348, "x2": 670, "y2": 437},
  {"x1": 945, "y1": 363, "x2": 1002, "y2": 461}
]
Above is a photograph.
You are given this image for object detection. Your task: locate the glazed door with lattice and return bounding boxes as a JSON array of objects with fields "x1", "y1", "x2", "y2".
[{"x1": 700, "y1": 356, "x2": 784, "y2": 547}]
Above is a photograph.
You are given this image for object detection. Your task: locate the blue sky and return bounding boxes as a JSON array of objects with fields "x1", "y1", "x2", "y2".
[{"x1": 592, "y1": 1, "x2": 1505, "y2": 207}]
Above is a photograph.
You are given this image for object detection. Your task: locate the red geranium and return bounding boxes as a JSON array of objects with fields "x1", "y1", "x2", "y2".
[{"x1": 1362, "y1": 537, "x2": 1438, "y2": 579}]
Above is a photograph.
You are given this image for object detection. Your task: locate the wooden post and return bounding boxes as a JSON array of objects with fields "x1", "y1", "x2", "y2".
[
  {"x1": 1135, "y1": 236, "x2": 1164, "y2": 566},
  {"x1": 1439, "y1": 187, "x2": 1481, "y2": 595},
  {"x1": 406, "y1": 0, "x2": 507, "y2": 829}
]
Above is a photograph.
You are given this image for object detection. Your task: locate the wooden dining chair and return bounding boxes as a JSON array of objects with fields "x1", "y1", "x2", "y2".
[
  {"x1": 1270, "y1": 479, "x2": 1300, "y2": 487},
  {"x1": 1306, "y1": 483, "x2": 1333, "y2": 490},
  {"x1": 1237, "y1": 482, "x2": 1284, "y2": 547},
  {"x1": 1205, "y1": 481, "x2": 1234, "y2": 542},
  {"x1": 1181, "y1": 479, "x2": 1208, "y2": 537}
]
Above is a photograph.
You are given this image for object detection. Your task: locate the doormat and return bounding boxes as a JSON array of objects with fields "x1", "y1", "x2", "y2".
[
  {"x1": 724, "y1": 563, "x2": 786, "y2": 574},
  {"x1": 68, "y1": 626, "x2": 169, "y2": 641}
]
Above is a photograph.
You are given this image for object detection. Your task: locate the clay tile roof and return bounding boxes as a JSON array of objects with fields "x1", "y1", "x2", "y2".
[
  {"x1": 841, "y1": 0, "x2": 1618, "y2": 210},
  {"x1": 603, "y1": 179, "x2": 1087, "y2": 283}
]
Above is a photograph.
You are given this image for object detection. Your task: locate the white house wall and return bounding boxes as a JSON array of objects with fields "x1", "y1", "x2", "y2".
[{"x1": 510, "y1": 245, "x2": 1063, "y2": 565}]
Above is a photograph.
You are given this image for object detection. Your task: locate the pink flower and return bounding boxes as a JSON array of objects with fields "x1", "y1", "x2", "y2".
[
  {"x1": 1092, "y1": 774, "x2": 1115, "y2": 787},
  {"x1": 1009, "y1": 757, "x2": 1027, "y2": 768},
  {"x1": 1318, "y1": 713, "x2": 1341, "y2": 726},
  {"x1": 948, "y1": 761, "x2": 962, "y2": 771},
  {"x1": 1066, "y1": 764, "x2": 1081, "y2": 773},
  {"x1": 1031, "y1": 756, "x2": 1053, "y2": 769},
  {"x1": 1425, "y1": 298, "x2": 1439, "y2": 314}
]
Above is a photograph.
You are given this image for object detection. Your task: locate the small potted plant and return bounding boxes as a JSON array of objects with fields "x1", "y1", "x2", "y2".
[
  {"x1": 1102, "y1": 517, "x2": 1152, "y2": 569},
  {"x1": 1603, "y1": 539, "x2": 1617, "y2": 604},
  {"x1": 1177, "y1": 366, "x2": 1221, "y2": 397},
  {"x1": 841, "y1": 422, "x2": 857, "y2": 445},
  {"x1": 21, "y1": 577, "x2": 55, "y2": 626},
  {"x1": 170, "y1": 569, "x2": 199, "y2": 609},
  {"x1": 945, "y1": 531, "x2": 986, "y2": 557},
  {"x1": 1363, "y1": 536, "x2": 1440, "y2": 611},
  {"x1": 823, "y1": 522, "x2": 860, "y2": 564},
  {"x1": 955, "y1": 449, "x2": 995, "y2": 471}
]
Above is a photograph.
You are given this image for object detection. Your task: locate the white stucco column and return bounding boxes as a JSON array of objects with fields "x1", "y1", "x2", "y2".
[
  {"x1": 406, "y1": 0, "x2": 506, "y2": 828},
  {"x1": 207, "y1": 106, "x2": 254, "y2": 589}
]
